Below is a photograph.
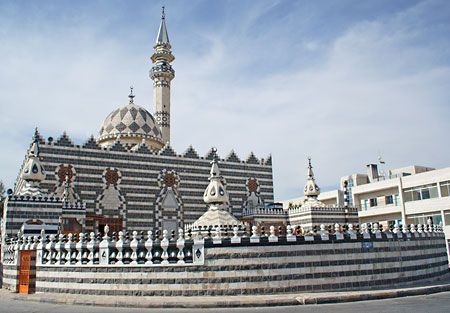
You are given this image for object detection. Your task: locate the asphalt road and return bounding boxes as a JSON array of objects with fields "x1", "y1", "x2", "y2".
[{"x1": 1, "y1": 291, "x2": 450, "y2": 313}]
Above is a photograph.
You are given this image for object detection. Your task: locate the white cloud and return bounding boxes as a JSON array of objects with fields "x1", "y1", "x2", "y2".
[{"x1": 0, "y1": 1, "x2": 449, "y2": 201}]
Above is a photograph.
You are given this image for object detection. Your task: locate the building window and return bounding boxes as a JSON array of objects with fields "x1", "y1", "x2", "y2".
[
  {"x1": 385, "y1": 195, "x2": 394, "y2": 205},
  {"x1": 360, "y1": 199, "x2": 369, "y2": 211},
  {"x1": 403, "y1": 184, "x2": 439, "y2": 202},
  {"x1": 369, "y1": 198, "x2": 377, "y2": 207},
  {"x1": 440, "y1": 181, "x2": 450, "y2": 197},
  {"x1": 409, "y1": 213, "x2": 442, "y2": 226},
  {"x1": 444, "y1": 212, "x2": 450, "y2": 226}
]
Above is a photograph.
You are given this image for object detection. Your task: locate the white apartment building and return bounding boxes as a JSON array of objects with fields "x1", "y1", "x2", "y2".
[
  {"x1": 352, "y1": 165, "x2": 450, "y2": 254},
  {"x1": 280, "y1": 164, "x2": 450, "y2": 262}
]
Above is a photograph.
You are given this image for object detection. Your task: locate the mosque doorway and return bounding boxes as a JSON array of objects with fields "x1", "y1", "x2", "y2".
[{"x1": 18, "y1": 250, "x2": 36, "y2": 294}]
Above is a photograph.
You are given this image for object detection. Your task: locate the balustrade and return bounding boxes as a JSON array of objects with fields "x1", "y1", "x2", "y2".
[{"x1": 2, "y1": 222, "x2": 444, "y2": 267}]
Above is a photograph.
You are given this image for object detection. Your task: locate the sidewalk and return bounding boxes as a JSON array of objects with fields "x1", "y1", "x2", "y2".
[{"x1": 3, "y1": 277, "x2": 450, "y2": 308}]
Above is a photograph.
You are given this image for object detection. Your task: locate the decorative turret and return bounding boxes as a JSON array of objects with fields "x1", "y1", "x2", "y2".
[
  {"x1": 203, "y1": 150, "x2": 229, "y2": 207},
  {"x1": 302, "y1": 157, "x2": 324, "y2": 208},
  {"x1": 17, "y1": 129, "x2": 47, "y2": 197},
  {"x1": 150, "y1": 6, "x2": 175, "y2": 145},
  {"x1": 304, "y1": 157, "x2": 320, "y2": 199},
  {"x1": 190, "y1": 148, "x2": 242, "y2": 229}
]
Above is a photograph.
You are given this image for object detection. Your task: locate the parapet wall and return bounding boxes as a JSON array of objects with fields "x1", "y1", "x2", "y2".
[{"x1": 2, "y1": 225, "x2": 449, "y2": 296}]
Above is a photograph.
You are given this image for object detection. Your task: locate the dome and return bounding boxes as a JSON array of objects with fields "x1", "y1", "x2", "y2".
[{"x1": 98, "y1": 103, "x2": 165, "y2": 149}]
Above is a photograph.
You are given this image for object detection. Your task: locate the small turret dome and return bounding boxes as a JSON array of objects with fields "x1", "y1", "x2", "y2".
[{"x1": 21, "y1": 141, "x2": 46, "y2": 182}]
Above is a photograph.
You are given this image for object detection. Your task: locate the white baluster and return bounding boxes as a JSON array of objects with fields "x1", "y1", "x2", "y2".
[
  {"x1": 417, "y1": 224, "x2": 423, "y2": 235},
  {"x1": 65, "y1": 233, "x2": 74, "y2": 266},
  {"x1": 116, "y1": 231, "x2": 124, "y2": 265},
  {"x1": 130, "y1": 231, "x2": 139, "y2": 265},
  {"x1": 286, "y1": 225, "x2": 296, "y2": 242},
  {"x1": 86, "y1": 232, "x2": 95, "y2": 265},
  {"x1": 145, "y1": 231, "x2": 153, "y2": 265},
  {"x1": 177, "y1": 228, "x2": 185, "y2": 264},
  {"x1": 427, "y1": 218, "x2": 433, "y2": 233},
  {"x1": 55, "y1": 234, "x2": 64, "y2": 265},
  {"x1": 373, "y1": 223, "x2": 382, "y2": 239},
  {"x1": 19, "y1": 233, "x2": 26, "y2": 251},
  {"x1": 24, "y1": 236, "x2": 32, "y2": 250},
  {"x1": 269, "y1": 225, "x2": 278, "y2": 243},
  {"x1": 36, "y1": 232, "x2": 45, "y2": 266},
  {"x1": 13, "y1": 239, "x2": 19, "y2": 266},
  {"x1": 213, "y1": 225, "x2": 222, "y2": 244},
  {"x1": 231, "y1": 226, "x2": 241, "y2": 244},
  {"x1": 161, "y1": 229, "x2": 169, "y2": 265},
  {"x1": 335, "y1": 223, "x2": 344, "y2": 240},
  {"x1": 250, "y1": 226, "x2": 260, "y2": 243},
  {"x1": 320, "y1": 224, "x2": 329, "y2": 240},
  {"x1": 361, "y1": 223, "x2": 370, "y2": 239},
  {"x1": 383, "y1": 223, "x2": 393, "y2": 239},
  {"x1": 31, "y1": 236, "x2": 39, "y2": 250},
  {"x1": 47, "y1": 234, "x2": 56, "y2": 264},
  {"x1": 347, "y1": 224, "x2": 357, "y2": 240},
  {"x1": 75, "y1": 233, "x2": 85, "y2": 264}
]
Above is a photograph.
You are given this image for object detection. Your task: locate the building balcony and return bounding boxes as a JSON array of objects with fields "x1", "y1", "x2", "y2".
[
  {"x1": 358, "y1": 204, "x2": 402, "y2": 218},
  {"x1": 404, "y1": 197, "x2": 450, "y2": 215}
]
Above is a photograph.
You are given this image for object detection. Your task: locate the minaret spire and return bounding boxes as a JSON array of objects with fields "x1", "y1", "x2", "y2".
[
  {"x1": 156, "y1": 6, "x2": 170, "y2": 44},
  {"x1": 150, "y1": 7, "x2": 175, "y2": 145}
]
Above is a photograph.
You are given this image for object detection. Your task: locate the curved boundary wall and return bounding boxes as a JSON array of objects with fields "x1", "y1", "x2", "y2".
[{"x1": 2, "y1": 230, "x2": 449, "y2": 296}]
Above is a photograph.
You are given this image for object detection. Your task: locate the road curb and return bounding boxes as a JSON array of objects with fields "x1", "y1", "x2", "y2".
[
  {"x1": 7, "y1": 283, "x2": 450, "y2": 308},
  {"x1": 296, "y1": 284, "x2": 450, "y2": 305}
]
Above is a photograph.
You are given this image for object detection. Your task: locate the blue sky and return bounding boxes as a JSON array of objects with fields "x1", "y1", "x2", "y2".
[{"x1": 0, "y1": 0, "x2": 449, "y2": 200}]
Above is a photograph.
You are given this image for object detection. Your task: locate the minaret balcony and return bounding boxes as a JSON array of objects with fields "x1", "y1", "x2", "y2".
[{"x1": 151, "y1": 50, "x2": 175, "y2": 63}]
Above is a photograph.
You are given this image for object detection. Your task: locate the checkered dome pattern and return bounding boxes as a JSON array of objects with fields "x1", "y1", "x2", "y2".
[{"x1": 99, "y1": 103, "x2": 162, "y2": 140}]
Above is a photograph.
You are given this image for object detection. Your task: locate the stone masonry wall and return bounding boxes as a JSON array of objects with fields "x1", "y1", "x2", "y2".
[{"x1": 3, "y1": 233, "x2": 447, "y2": 296}]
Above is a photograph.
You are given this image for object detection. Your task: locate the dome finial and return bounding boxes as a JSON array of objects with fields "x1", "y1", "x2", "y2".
[
  {"x1": 307, "y1": 156, "x2": 314, "y2": 178},
  {"x1": 211, "y1": 147, "x2": 219, "y2": 163},
  {"x1": 209, "y1": 147, "x2": 220, "y2": 178},
  {"x1": 161, "y1": 6, "x2": 165, "y2": 19},
  {"x1": 128, "y1": 86, "x2": 135, "y2": 104},
  {"x1": 31, "y1": 129, "x2": 40, "y2": 157}
]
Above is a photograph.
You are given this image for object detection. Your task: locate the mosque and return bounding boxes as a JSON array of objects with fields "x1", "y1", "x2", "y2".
[
  {"x1": 1, "y1": 9, "x2": 274, "y2": 238},
  {"x1": 0, "y1": 9, "x2": 446, "y2": 300},
  {"x1": 1, "y1": 9, "x2": 356, "y2": 239}
]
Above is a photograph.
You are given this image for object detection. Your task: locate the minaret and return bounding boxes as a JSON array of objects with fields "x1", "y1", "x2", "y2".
[{"x1": 150, "y1": 6, "x2": 175, "y2": 145}]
